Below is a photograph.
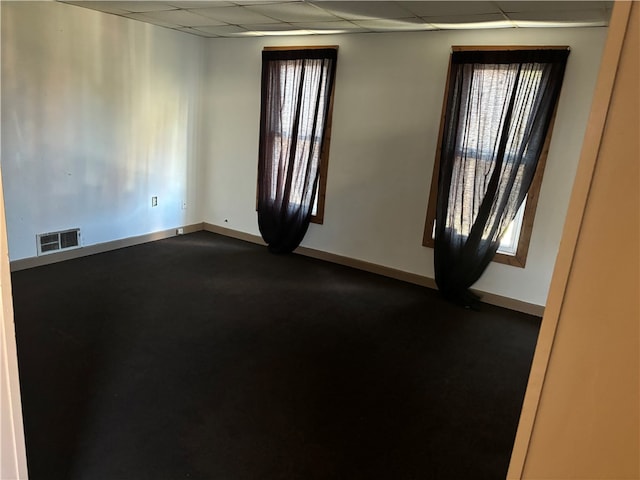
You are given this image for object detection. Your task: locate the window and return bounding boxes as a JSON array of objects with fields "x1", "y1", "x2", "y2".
[
  {"x1": 258, "y1": 46, "x2": 337, "y2": 225},
  {"x1": 426, "y1": 196, "x2": 527, "y2": 257},
  {"x1": 423, "y1": 47, "x2": 567, "y2": 268}
]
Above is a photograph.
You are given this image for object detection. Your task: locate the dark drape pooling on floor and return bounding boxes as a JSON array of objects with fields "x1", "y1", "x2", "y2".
[
  {"x1": 257, "y1": 48, "x2": 337, "y2": 254},
  {"x1": 435, "y1": 49, "x2": 569, "y2": 306}
]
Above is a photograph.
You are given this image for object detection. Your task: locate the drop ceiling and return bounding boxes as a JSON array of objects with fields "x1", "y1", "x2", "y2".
[{"x1": 60, "y1": 1, "x2": 613, "y2": 38}]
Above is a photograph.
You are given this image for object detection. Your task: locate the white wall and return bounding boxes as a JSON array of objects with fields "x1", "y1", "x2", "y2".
[
  {"x1": 1, "y1": 1, "x2": 205, "y2": 261},
  {"x1": 0, "y1": 1, "x2": 608, "y2": 307},
  {"x1": 201, "y1": 27, "x2": 607, "y2": 307}
]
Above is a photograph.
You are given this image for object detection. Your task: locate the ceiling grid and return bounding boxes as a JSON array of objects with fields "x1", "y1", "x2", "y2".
[{"x1": 59, "y1": 1, "x2": 613, "y2": 37}]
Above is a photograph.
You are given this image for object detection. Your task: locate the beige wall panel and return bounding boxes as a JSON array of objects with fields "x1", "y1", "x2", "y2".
[
  {"x1": 1, "y1": 164, "x2": 28, "y2": 478},
  {"x1": 521, "y1": 2, "x2": 639, "y2": 478}
]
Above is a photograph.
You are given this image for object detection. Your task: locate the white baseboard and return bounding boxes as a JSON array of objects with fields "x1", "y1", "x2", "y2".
[
  {"x1": 9, "y1": 223, "x2": 204, "y2": 272},
  {"x1": 203, "y1": 223, "x2": 544, "y2": 317}
]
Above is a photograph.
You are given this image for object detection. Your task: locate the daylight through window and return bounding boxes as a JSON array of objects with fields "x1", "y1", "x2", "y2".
[
  {"x1": 258, "y1": 47, "x2": 337, "y2": 226},
  {"x1": 423, "y1": 47, "x2": 569, "y2": 268}
]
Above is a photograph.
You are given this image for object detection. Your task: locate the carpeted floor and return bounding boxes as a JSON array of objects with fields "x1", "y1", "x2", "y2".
[{"x1": 11, "y1": 231, "x2": 540, "y2": 480}]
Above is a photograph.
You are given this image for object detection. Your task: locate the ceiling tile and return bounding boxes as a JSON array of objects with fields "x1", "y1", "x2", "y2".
[
  {"x1": 399, "y1": 1, "x2": 500, "y2": 17},
  {"x1": 138, "y1": 9, "x2": 223, "y2": 26},
  {"x1": 430, "y1": 20, "x2": 513, "y2": 30},
  {"x1": 247, "y1": 2, "x2": 341, "y2": 22},
  {"x1": 249, "y1": 23, "x2": 351, "y2": 36},
  {"x1": 315, "y1": 1, "x2": 414, "y2": 20},
  {"x1": 191, "y1": 24, "x2": 249, "y2": 35},
  {"x1": 291, "y1": 20, "x2": 362, "y2": 30},
  {"x1": 232, "y1": 0, "x2": 291, "y2": 4},
  {"x1": 168, "y1": 1, "x2": 234, "y2": 8},
  {"x1": 421, "y1": 13, "x2": 507, "y2": 24},
  {"x1": 497, "y1": 1, "x2": 612, "y2": 13},
  {"x1": 124, "y1": 12, "x2": 181, "y2": 27},
  {"x1": 241, "y1": 23, "x2": 298, "y2": 31},
  {"x1": 353, "y1": 17, "x2": 435, "y2": 31},
  {"x1": 175, "y1": 26, "x2": 219, "y2": 37},
  {"x1": 509, "y1": 9, "x2": 611, "y2": 23},
  {"x1": 62, "y1": 1, "x2": 133, "y2": 15},
  {"x1": 193, "y1": 5, "x2": 280, "y2": 24},
  {"x1": 59, "y1": 0, "x2": 614, "y2": 37},
  {"x1": 104, "y1": 2, "x2": 178, "y2": 13}
]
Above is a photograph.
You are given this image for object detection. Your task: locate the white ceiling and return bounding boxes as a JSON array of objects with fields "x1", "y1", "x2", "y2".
[{"x1": 60, "y1": 1, "x2": 613, "y2": 38}]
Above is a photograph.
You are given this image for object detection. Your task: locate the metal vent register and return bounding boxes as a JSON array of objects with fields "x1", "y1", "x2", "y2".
[{"x1": 37, "y1": 229, "x2": 81, "y2": 255}]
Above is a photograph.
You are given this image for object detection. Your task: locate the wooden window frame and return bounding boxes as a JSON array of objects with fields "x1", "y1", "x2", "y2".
[
  {"x1": 258, "y1": 45, "x2": 338, "y2": 225},
  {"x1": 422, "y1": 45, "x2": 567, "y2": 268}
]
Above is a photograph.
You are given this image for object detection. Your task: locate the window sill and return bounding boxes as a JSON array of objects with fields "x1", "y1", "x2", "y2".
[{"x1": 422, "y1": 239, "x2": 526, "y2": 269}]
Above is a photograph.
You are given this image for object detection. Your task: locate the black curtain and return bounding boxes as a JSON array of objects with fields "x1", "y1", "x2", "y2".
[
  {"x1": 434, "y1": 49, "x2": 569, "y2": 306},
  {"x1": 257, "y1": 49, "x2": 337, "y2": 254}
]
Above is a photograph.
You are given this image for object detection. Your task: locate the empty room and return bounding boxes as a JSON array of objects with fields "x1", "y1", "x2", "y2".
[{"x1": 1, "y1": 1, "x2": 638, "y2": 479}]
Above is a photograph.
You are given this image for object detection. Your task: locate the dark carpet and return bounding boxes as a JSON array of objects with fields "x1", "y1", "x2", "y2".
[{"x1": 11, "y1": 231, "x2": 540, "y2": 480}]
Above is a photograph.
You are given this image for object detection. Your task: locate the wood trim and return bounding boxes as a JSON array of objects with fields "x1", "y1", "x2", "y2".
[
  {"x1": 452, "y1": 45, "x2": 570, "y2": 51},
  {"x1": 493, "y1": 103, "x2": 561, "y2": 268},
  {"x1": 296, "y1": 244, "x2": 544, "y2": 316},
  {"x1": 9, "y1": 223, "x2": 204, "y2": 272},
  {"x1": 204, "y1": 223, "x2": 544, "y2": 316},
  {"x1": 10, "y1": 217, "x2": 545, "y2": 317},
  {"x1": 422, "y1": 53, "x2": 452, "y2": 248},
  {"x1": 310, "y1": 47, "x2": 338, "y2": 224},
  {"x1": 506, "y1": 2, "x2": 634, "y2": 478},
  {"x1": 471, "y1": 290, "x2": 544, "y2": 318},
  {"x1": 263, "y1": 45, "x2": 339, "y2": 51},
  {"x1": 203, "y1": 223, "x2": 266, "y2": 246}
]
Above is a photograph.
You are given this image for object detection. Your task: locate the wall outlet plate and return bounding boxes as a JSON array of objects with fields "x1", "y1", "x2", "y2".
[
  {"x1": 176, "y1": 228, "x2": 184, "y2": 235},
  {"x1": 151, "y1": 196, "x2": 158, "y2": 207}
]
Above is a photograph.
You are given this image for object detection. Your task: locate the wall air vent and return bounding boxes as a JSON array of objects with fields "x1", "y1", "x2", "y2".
[{"x1": 37, "y1": 228, "x2": 81, "y2": 256}]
